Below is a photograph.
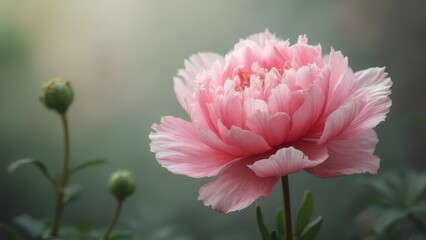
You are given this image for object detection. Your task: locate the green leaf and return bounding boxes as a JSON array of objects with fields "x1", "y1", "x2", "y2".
[
  {"x1": 406, "y1": 172, "x2": 426, "y2": 205},
  {"x1": 8, "y1": 158, "x2": 56, "y2": 186},
  {"x1": 276, "y1": 208, "x2": 285, "y2": 238},
  {"x1": 410, "y1": 200, "x2": 426, "y2": 214},
  {"x1": 75, "y1": 219, "x2": 92, "y2": 234},
  {"x1": 375, "y1": 208, "x2": 408, "y2": 233},
  {"x1": 359, "y1": 178, "x2": 395, "y2": 205},
  {"x1": 0, "y1": 223, "x2": 24, "y2": 240},
  {"x1": 295, "y1": 191, "x2": 313, "y2": 236},
  {"x1": 256, "y1": 205, "x2": 271, "y2": 240},
  {"x1": 14, "y1": 214, "x2": 46, "y2": 237},
  {"x1": 63, "y1": 184, "x2": 82, "y2": 207},
  {"x1": 68, "y1": 159, "x2": 108, "y2": 177},
  {"x1": 300, "y1": 216, "x2": 322, "y2": 240}
]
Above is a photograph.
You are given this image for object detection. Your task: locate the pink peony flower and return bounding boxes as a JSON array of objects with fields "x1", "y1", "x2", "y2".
[{"x1": 149, "y1": 30, "x2": 392, "y2": 213}]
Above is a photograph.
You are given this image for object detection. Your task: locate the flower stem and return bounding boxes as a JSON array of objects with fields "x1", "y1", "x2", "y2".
[
  {"x1": 281, "y1": 176, "x2": 293, "y2": 240},
  {"x1": 102, "y1": 200, "x2": 123, "y2": 240},
  {"x1": 51, "y1": 114, "x2": 70, "y2": 236}
]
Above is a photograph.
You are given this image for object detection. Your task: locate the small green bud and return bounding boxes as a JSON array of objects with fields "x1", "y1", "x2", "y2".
[
  {"x1": 108, "y1": 170, "x2": 135, "y2": 201},
  {"x1": 40, "y1": 78, "x2": 74, "y2": 114}
]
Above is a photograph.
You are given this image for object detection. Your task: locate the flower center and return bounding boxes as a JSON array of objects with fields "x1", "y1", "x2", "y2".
[{"x1": 232, "y1": 62, "x2": 294, "y2": 92}]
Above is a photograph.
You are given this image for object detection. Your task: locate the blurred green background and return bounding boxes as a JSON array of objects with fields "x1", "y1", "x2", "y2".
[{"x1": 1, "y1": 0, "x2": 425, "y2": 239}]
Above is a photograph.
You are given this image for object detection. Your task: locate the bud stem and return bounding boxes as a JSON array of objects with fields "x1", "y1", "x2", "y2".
[
  {"x1": 51, "y1": 114, "x2": 70, "y2": 236},
  {"x1": 102, "y1": 200, "x2": 123, "y2": 240},
  {"x1": 281, "y1": 175, "x2": 293, "y2": 240}
]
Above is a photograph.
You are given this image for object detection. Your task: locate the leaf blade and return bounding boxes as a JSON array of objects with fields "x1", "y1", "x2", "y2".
[
  {"x1": 300, "y1": 216, "x2": 323, "y2": 240},
  {"x1": 256, "y1": 205, "x2": 271, "y2": 240},
  {"x1": 276, "y1": 208, "x2": 285, "y2": 238},
  {"x1": 68, "y1": 159, "x2": 108, "y2": 177},
  {"x1": 295, "y1": 191, "x2": 313, "y2": 236},
  {"x1": 8, "y1": 158, "x2": 55, "y2": 186}
]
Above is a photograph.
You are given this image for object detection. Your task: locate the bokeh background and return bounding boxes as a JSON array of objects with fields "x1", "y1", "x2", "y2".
[{"x1": 1, "y1": 0, "x2": 425, "y2": 239}]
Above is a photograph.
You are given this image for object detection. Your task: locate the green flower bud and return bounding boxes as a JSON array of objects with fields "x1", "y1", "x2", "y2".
[
  {"x1": 40, "y1": 78, "x2": 74, "y2": 114},
  {"x1": 108, "y1": 170, "x2": 135, "y2": 201}
]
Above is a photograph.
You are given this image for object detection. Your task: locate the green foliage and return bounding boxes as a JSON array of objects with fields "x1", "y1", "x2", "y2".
[
  {"x1": 256, "y1": 191, "x2": 322, "y2": 240},
  {"x1": 357, "y1": 171, "x2": 426, "y2": 239},
  {"x1": 256, "y1": 206, "x2": 271, "y2": 240},
  {"x1": 68, "y1": 159, "x2": 108, "y2": 177},
  {"x1": 12, "y1": 214, "x2": 135, "y2": 240},
  {"x1": 0, "y1": 223, "x2": 24, "y2": 240},
  {"x1": 14, "y1": 214, "x2": 49, "y2": 238},
  {"x1": 299, "y1": 217, "x2": 322, "y2": 240},
  {"x1": 295, "y1": 191, "x2": 313, "y2": 236},
  {"x1": 276, "y1": 208, "x2": 285, "y2": 238},
  {"x1": 8, "y1": 158, "x2": 56, "y2": 186},
  {"x1": 63, "y1": 185, "x2": 82, "y2": 207}
]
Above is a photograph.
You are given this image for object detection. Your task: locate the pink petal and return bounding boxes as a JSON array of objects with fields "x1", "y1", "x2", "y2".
[
  {"x1": 198, "y1": 155, "x2": 278, "y2": 213},
  {"x1": 218, "y1": 121, "x2": 271, "y2": 155},
  {"x1": 268, "y1": 84, "x2": 305, "y2": 116},
  {"x1": 194, "y1": 125, "x2": 244, "y2": 156},
  {"x1": 150, "y1": 116, "x2": 236, "y2": 178},
  {"x1": 288, "y1": 36, "x2": 323, "y2": 67},
  {"x1": 288, "y1": 84, "x2": 326, "y2": 141},
  {"x1": 174, "y1": 53, "x2": 223, "y2": 112},
  {"x1": 244, "y1": 98, "x2": 291, "y2": 146},
  {"x1": 346, "y1": 67, "x2": 392, "y2": 134},
  {"x1": 249, "y1": 142, "x2": 328, "y2": 177},
  {"x1": 319, "y1": 68, "x2": 392, "y2": 143},
  {"x1": 318, "y1": 99, "x2": 366, "y2": 144},
  {"x1": 307, "y1": 130, "x2": 380, "y2": 178},
  {"x1": 209, "y1": 94, "x2": 245, "y2": 129},
  {"x1": 322, "y1": 50, "x2": 355, "y2": 117}
]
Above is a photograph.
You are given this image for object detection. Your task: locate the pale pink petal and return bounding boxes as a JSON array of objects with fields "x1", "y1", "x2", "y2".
[
  {"x1": 149, "y1": 116, "x2": 236, "y2": 178},
  {"x1": 319, "y1": 68, "x2": 392, "y2": 143},
  {"x1": 222, "y1": 47, "x2": 261, "y2": 81},
  {"x1": 194, "y1": 125, "x2": 244, "y2": 156},
  {"x1": 307, "y1": 130, "x2": 380, "y2": 178},
  {"x1": 288, "y1": 84, "x2": 326, "y2": 141},
  {"x1": 244, "y1": 98, "x2": 291, "y2": 146},
  {"x1": 352, "y1": 67, "x2": 392, "y2": 99},
  {"x1": 288, "y1": 36, "x2": 323, "y2": 66},
  {"x1": 241, "y1": 29, "x2": 279, "y2": 48},
  {"x1": 209, "y1": 94, "x2": 245, "y2": 129},
  {"x1": 318, "y1": 99, "x2": 366, "y2": 144},
  {"x1": 174, "y1": 53, "x2": 223, "y2": 112},
  {"x1": 346, "y1": 67, "x2": 392, "y2": 135},
  {"x1": 268, "y1": 84, "x2": 305, "y2": 116},
  {"x1": 249, "y1": 144, "x2": 328, "y2": 177},
  {"x1": 322, "y1": 50, "x2": 355, "y2": 116},
  {"x1": 218, "y1": 121, "x2": 272, "y2": 155},
  {"x1": 199, "y1": 156, "x2": 278, "y2": 213}
]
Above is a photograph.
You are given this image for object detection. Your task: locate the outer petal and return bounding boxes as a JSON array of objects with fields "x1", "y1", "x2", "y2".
[
  {"x1": 174, "y1": 52, "x2": 224, "y2": 112},
  {"x1": 149, "y1": 116, "x2": 236, "y2": 178},
  {"x1": 307, "y1": 130, "x2": 380, "y2": 178},
  {"x1": 319, "y1": 68, "x2": 392, "y2": 143},
  {"x1": 347, "y1": 67, "x2": 392, "y2": 134},
  {"x1": 322, "y1": 50, "x2": 355, "y2": 117},
  {"x1": 318, "y1": 99, "x2": 366, "y2": 144},
  {"x1": 198, "y1": 155, "x2": 278, "y2": 213},
  {"x1": 249, "y1": 142, "x2": 328, "y2": 177}
]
